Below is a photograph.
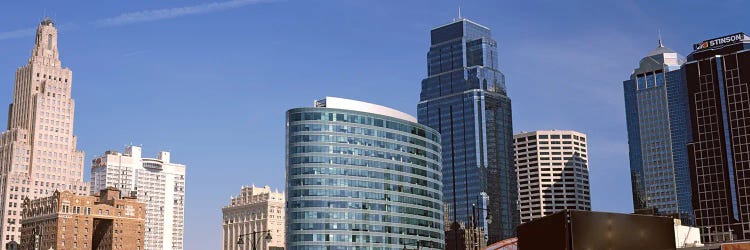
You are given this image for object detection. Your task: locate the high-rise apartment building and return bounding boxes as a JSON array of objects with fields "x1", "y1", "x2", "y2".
[
  {"x1": 20, "y1": 188, "x2": 146, "y2": 250},
  {"x1": 222, "y1": 185, "x2": 284, "y2": 250},
  {"x1": 684, "y1": 33, "x2": 750, "y2": 243},
  {"x1": 513, "y1": 130, "x2": 590, "y2": 223},
  {"x1": 0, "y1": 18, "x2": 89, "y2": 247},
  {"x1": 90, "y1": 146, "x2": 186, "y2": 250},
  {"x1": 286, "y1": 97, "x2": 444, "y2": 250},
  {"x1": 417, "y1": 18, "x2": 517, "y2": 243},
  {"x1": 623, "y1": 39, "x2": 694, "y2": 224}
]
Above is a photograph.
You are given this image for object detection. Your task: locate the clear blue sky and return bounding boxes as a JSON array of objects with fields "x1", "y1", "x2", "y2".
[{"x1": 0, "y1": 0, "x2": 747, "y2": 249}]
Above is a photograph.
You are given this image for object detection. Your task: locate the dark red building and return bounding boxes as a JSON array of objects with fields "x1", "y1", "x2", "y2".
[{"x1": 685, "y1": 32, "x2": 750, "y2": 243}]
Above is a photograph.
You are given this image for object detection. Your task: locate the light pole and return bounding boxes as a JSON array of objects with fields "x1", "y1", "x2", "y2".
[
  {"x1": 729, "y1": 228, "x2": 734, "y2": 242},
  {"x1": 705, "y1": 226, "x2": 712, "y2": 244},
  {"x1": 471, "y1": 203, "x2": 491, "y2": 250},
  {"x1": 236, "y1": 230, "x2": 272, "y2": 250}
]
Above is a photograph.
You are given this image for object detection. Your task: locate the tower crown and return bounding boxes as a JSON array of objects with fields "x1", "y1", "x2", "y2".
[
  {"x1": 40, "y1": 16, "x2": 54, "y2": 26},
  {"x1": 30, "y1": 17, "x2": 61, "y2": 67}
]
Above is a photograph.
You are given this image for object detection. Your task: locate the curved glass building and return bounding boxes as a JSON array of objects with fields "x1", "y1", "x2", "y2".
[{"x1": 286, "y1": 97, "x2": 444, "y2": 250}]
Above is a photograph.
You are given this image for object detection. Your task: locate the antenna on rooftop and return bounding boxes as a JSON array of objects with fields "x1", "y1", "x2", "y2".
[
  {"x1": 658, "y1": 29, "x2": 664, "y2": 48},
  {"x1": 458, "y1": 0, "x2": 463, "y2": 20}
]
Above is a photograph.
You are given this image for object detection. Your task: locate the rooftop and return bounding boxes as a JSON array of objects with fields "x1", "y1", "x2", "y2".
[
  {"x1": 40, "y1": 16, "x2": 54, "y2": 26},
  {"x1": 314, "y1": 96, "x2": 416, "y2": 123}
]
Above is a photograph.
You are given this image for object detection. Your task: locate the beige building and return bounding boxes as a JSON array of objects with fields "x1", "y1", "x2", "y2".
[
  {"x1": 514, "y1": 130, "x2": 591, "y2": 223},
  {"x1": 91, "y1": 146, "x2": 186, "y2": 250},
  {"x1": 0, "y1": 17, "x2": 89, "y2": 247},
  {"x1": 20, "y1": 187, "x2": 146, "y2": 250},
  {"x1": 222, "y1": 185, "x2": 284, "y2": 250}
]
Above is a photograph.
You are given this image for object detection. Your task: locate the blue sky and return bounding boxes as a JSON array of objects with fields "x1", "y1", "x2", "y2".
[{"x1": 0, "y1": 0, "x2": 747, "y2": 249}]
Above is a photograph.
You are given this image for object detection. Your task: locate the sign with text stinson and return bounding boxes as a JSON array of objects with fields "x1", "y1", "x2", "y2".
[{"x1": 694, "y1": 33, "x2": 747, "y2": 51}]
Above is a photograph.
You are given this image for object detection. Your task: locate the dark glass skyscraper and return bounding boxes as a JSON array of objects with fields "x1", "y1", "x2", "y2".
[
  {"x1": 417, "y1": 18, "x2": 518, "y2": 243},
  {"x1": 685, "y1": 33, "x2": 750, "y2": 243},
  {"x1": 623, "y1": 40, "x2": 694, "y2": 224}
]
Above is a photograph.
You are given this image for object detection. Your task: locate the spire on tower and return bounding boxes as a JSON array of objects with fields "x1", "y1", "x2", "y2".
[
  {"x1": 455, "y1": 0, "x2": 463, "y2": 21},
  {"x1": 658, "y1": 29, "x2": 663, "y2": 48}
]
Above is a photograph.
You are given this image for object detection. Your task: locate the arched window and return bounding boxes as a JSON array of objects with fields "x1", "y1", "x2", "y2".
[{"x1": 47, "y1": 34, "x2": 53, "y2": 50}]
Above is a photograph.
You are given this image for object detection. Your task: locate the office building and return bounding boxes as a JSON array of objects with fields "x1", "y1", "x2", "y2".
[
  {"x1": 222, "y1": 185, "x2": 284, "y2": 250},
  {"x1": 286, "y1": 97, "x2": 444, "y2": 250},
  {"x1": 623, "y1": 37, "x2": 694, "y2": 224},
  {"x1": 684, "y1": 32, "x2": 750, "y2": 243},
  {"x1": 417, "y1": 17, "x2": 518, "y2": 244},
  {"x1": 20, "y1": 187, "x2": 146, "y2": 250},
  {"x1": 513, "y1": 130, "x2": 590, "y2": 223},
  {"x1": 0, "y1": 18, "x2": 89, "y2": 246},
  {"x1": 90, "y1": 146, "x2": 186, "y2": 250}
]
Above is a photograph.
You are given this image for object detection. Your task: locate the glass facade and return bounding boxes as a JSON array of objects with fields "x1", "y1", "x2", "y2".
[
  {"x1": 623, "y1": 44, "x2": 694, "y2": 224},
  {"x1": 286, "y1": 103, "x2": 444, "y2": 250},
  {"x1": 684, "y1": 37, "x2": 750, "y2": 243},
  {"x1": 417, "y1": 19, "x2": 518, "y2": 243}
]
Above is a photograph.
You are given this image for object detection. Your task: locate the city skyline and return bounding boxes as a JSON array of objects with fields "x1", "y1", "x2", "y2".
[{"x1": 1, "y1": 1, "x2": 749, "y2": 249}]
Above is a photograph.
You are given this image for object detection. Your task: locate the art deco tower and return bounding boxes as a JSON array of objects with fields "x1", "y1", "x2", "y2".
[{"x1": 0, "y1": 18, "x2": 88, "y2": 247}]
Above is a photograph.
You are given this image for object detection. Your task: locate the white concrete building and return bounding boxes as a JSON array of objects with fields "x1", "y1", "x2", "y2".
[
  {"x1": 90, "y1": 146, "x2": 186, "y2": 250},
  {"x1": 514, "y1": 130, "x2": 591, "y2": 223},
  {"x1": 222, "y1": 185, "x2": 284, "y2": 250},
  {"x1": 674, "y1": 219, "x2": 702, "y2": 248},
  {"x1": 0, "y1": 18, "x2": 90, "y2": 247}
]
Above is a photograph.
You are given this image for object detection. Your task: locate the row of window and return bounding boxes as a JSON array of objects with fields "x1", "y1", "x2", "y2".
[
  {"x1": 288, "y1": 111, "x2": 439, "y2": 142},
  {"x1": 291, "y1": 189, "x2": 440, "y2": 210},
  {"x1": 290, "y1": 155, "x2": 440, "y2": 175},
  {"x1": 289, "y1": 200, "x2": 440, "y2": 220},
  {"x1": 290, "y1": 166, "x2": 439, "y2": 183},
  {"x1": 291, "y1": 211, "x2": 441, "y2": 226},
  {"x1": 289, "y1": 178, "x2": 440, "y2": 199},
  {"x1": 291, "y1": 222, "x2": 440, "y2": 237},
  {"x1": 515, "y1": 134, "x2": 585, "y2": 142},
  {"x1": 289, "y1": 124, "x2": 440, "y2": 152},
  {"x1": 289, "y1": 234, "x2": 443, "y2": 246}
]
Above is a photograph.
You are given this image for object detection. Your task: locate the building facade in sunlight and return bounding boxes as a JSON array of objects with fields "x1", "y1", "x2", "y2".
[
  {"x1": 286, "y1": 97, "x2": 444, "y2": 250},
  {"x1": 684, "y1": 32, "x2": 750, "y2": 243},
  {"x1": 90, "y1": 146, "x2": 186, "y2": 250},
  {"x1": 417, "y1": 18, "x2": 518, "y2": 244},
  {"x1": 20, "y1": 188, "x2": 146, "y2": 250},
  {"x1": 513, "y1": 130, "x2": 590, "y2": 223},
  {"x1": 623, "y1": 38, "x2": 694, "y2": 224},
  {"x1": 0, "y1": 18, "x2": 90, "y2": 247},
  {"x1": 222, "y1": 185, "x2": 285, "y2": 250}
]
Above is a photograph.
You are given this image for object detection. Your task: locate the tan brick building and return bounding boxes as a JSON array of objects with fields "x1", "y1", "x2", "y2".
[
  {"x1": 20, "y1": 187, "x2": 145, "y2": 250},
  {"x1": 222, "y1": 185, "x2": 284, "y2": 250}
]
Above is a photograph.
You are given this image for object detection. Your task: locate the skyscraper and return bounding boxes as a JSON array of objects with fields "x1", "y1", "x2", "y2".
[
  {"x1": 222, "y1": 185, "x2": 285, "y2": 250},
  {"x1": 0, "y1": 18, "x2": 89, "y2": 247},
  {"x1": 90, "y1": 146, "x2": 186, "y2": 250},
  {"x1": 684, "y1": 32, "x2": 750, "y2": 243},
  {"x1": 513, "y1": 130, "x2": 590, "y2": 223},
  {"x1": 417, "y1": 18, "x2": 518, "y2": 243},
  {"x1": 623, "y1": 38, "x2": 694, "y2": 224},
  {"x1": 286, "y1": 97, "x2": 444, "y2": 250}
]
